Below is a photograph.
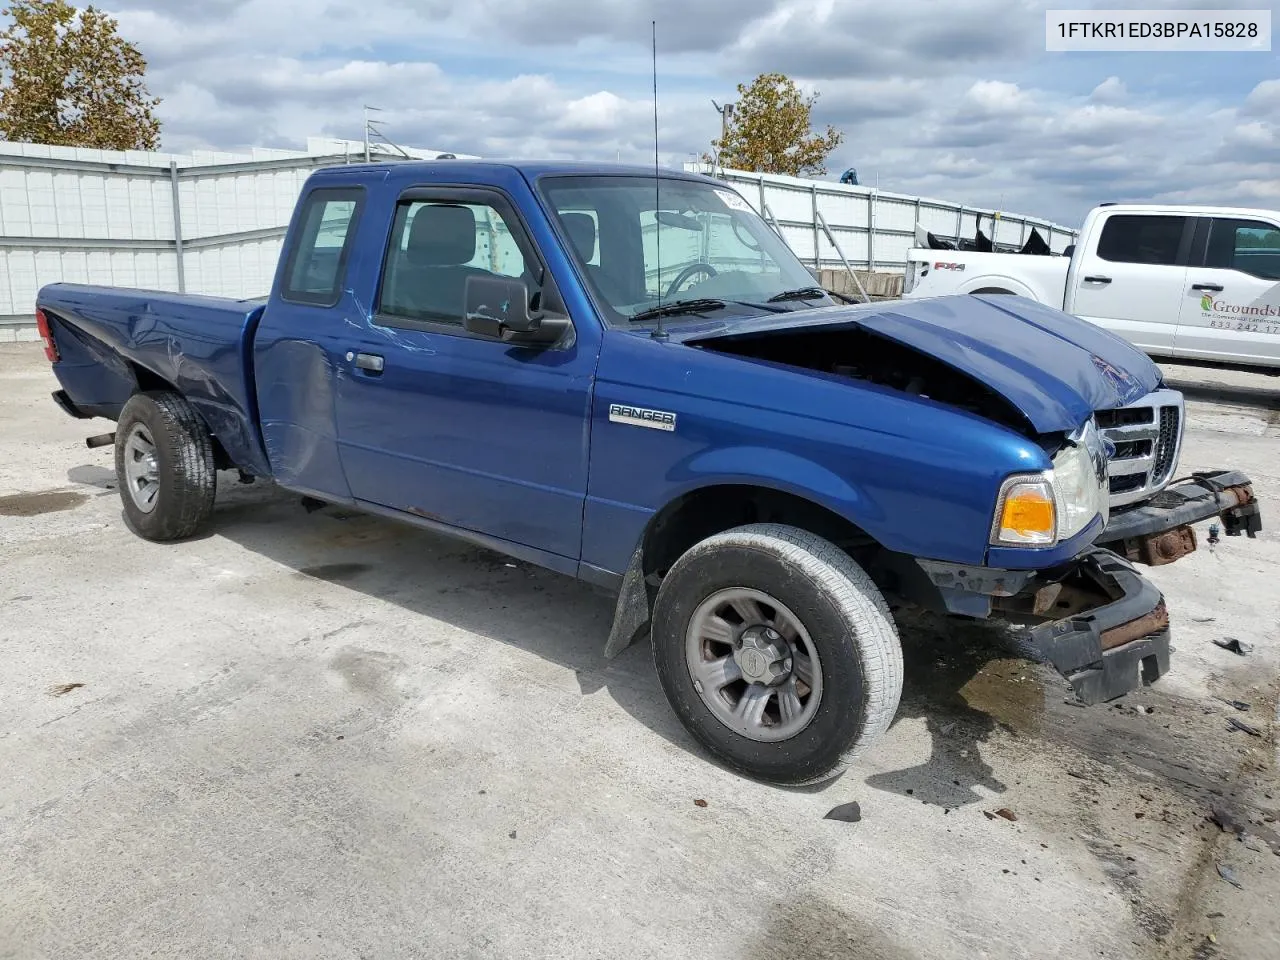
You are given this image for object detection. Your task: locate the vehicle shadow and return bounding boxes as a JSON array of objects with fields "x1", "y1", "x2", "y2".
[{"x1": 116, "y1": 473, "x2": 1041, "y2": 797}]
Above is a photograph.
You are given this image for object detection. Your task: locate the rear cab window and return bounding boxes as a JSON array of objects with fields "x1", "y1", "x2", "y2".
[
  {"x1": 1095, "y1": 215, "x2": 1190, "y2": 266},
  {"x1": 1204, "y1": 218, "x2": 1280, "y2": 280},
  {"x1": 281, "y1": 188, "x2": 364, "y2": 305}
]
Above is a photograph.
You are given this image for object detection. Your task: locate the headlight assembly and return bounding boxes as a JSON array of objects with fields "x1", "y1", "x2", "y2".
[{"x1": 990, "y1": 419, "x2": 1108, "y2": 548}]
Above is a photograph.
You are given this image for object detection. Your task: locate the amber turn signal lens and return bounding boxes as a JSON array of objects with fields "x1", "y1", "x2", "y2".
[{"x1": 994, "y1": 479, "x2": 1056, "y2": 545}]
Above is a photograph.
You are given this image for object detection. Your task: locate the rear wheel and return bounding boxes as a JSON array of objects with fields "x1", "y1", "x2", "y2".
[
  {"x1": 652, "y1": 524, "x2": 903, "y2": 785},
  {"x1": 114, "y1": 391, "x2": 217, "y2": 541}
]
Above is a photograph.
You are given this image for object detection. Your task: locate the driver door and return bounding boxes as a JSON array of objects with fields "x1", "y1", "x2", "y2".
[{"x1": 333, "y1": 186, "x2": 596, "y2": 563}]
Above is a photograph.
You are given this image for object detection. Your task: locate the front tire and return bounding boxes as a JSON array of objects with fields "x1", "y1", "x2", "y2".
[
  {"x1": 652, "y1": 524, "x2": 903, "y2": 785},
  {"x1": 114, "y1": 391, "x2": 217, "y2": 541}
]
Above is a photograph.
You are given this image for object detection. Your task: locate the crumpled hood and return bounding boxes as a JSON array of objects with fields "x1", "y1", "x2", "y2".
[{"x1": 676, "y1": 293, "x2": 1162, "y2": 434}]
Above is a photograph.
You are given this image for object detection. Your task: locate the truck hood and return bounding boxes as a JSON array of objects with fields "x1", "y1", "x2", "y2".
[{"x1": 676, "y1": 293, "x2": 1161, "y2": 434}]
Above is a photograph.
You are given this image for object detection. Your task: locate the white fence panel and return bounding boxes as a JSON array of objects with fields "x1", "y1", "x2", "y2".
[
  {"x1": 0, "y1": 137, "x2": 472, "y2": 338},
  {"x1": 690, "y1": 164, "x2": 1078, "y2": 272}
]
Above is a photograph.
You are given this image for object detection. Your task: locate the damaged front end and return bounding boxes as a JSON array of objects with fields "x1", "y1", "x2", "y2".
[
  {"x1": 915, "y1": 463, "x2": 1264, "y2": 704},
  {"x1": 910, "y1": 548, "x2": 1171, "y2": 703},
  {"x1": 996, "y1": 550, "x2": 1171, "y2": 704}
]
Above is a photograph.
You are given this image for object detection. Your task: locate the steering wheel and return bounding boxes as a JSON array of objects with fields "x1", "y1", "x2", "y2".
[
  {"x1": 731, "y1": 217, "x2": 762, "y2": 252},
  {"x1": 665, "y1": 263, "x2": 718, "y2": 299}
]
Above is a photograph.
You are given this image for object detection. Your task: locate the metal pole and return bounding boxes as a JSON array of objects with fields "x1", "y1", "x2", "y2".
[
  {"x1": 817, "y1": 210, "x2": 870, "y2": 303},
  {"x1": 867, "y1": 191, "x2": 876, "y2": 270},
  {"x1": 169, "y1": 161, "x2": 186, "y2": 294},
  {"x1": 811, "y1": 184, "x2": 820, "y2": 270},
  {"x1": 955, "y1": 205, "x2": 964, "y2": 244}
]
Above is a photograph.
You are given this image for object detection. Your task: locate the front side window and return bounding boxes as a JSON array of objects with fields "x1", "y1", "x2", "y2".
[
  {"x1": 378, "y1": 200, "x2": 537, "y2": 325},
  {"x1": 281, "y1": 188, "x2": 363, "y2": 305},
  {"x1": 1095, "y1": 215, "x2": 1188, "y2": 266},
  {"x1": 1206, "y1": 218, "x2": 1280, "y2": 280},
  {"x1": 539, "y1": 175, "x2": 819, "y2": 326}
]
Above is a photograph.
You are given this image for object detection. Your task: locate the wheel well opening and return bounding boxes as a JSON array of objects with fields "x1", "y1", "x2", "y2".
[
  {"x1": 970, "y1": 287, "x2": 1015, "y2": 295},
  {"x1": 642, "y1": 485, "x2": 880, "y2": 588},
  {"x1": 128, "y1": 362, "x2": 233, "y2": 471}
]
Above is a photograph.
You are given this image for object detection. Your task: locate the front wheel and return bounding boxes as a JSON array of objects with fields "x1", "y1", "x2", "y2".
[
  {"x1": 652, "y1": 524, "x2": 903, "y2": 785},
  {"x1": 114, "y1": 391, "x2": 217, "y2": 541}
]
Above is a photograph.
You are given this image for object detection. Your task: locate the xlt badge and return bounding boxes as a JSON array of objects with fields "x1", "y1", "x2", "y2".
[{"x1": 609, "y1": 403, "x2": 677, "y2": 432}]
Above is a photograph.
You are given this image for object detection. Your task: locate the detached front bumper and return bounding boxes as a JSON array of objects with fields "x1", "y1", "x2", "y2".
[
  {"x1": 1097, "y1": 470, "x2": 1261, "y2": 564},
  {"x1": 1023, "y1": 550, "x2": 1170, "y2": 704}
]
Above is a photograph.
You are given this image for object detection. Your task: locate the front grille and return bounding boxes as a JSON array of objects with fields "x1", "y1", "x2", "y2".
[
  {"x1": 1097, "y1": 389, "x2": 1185, "y2": 509},
  {"x1": 1111, "y1": 439, "x2": 1152, "y2": 460},
  {"x1": 1152, "y1": 406, "x2": 1180, "y2": 485},
  {"x1": 1109, "y1": 474, "x2": 1145, "y2": 496},
  {"x1": 1096, "y1": 407, "x2": 1154, "y2": 429}
]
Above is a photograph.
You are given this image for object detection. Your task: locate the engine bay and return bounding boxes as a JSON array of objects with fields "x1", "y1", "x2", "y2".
[{"x1": 692, "y1": 324, "x2": 1037, "y2": 437}]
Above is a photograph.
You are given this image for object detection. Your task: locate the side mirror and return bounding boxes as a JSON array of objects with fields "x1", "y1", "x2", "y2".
[
  {"x1": 463, "y1": 274, "x2": 570, "y2": 346},
  {"x1": 464, "y1": 274, "x2": 538, "y2": 334}
]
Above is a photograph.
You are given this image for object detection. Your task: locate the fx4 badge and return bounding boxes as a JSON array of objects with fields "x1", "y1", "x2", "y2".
[{"x1": 609, "y1": 403, "x2": 677, "y2": 432}]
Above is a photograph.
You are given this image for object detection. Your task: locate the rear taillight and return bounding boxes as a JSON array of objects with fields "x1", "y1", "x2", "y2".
[
  {"x1": 35, "y1": 308, "x2": 59, "y2": 362},
  {"x1": 904, "y1": 260, "x2": 920, "y2": 294}
]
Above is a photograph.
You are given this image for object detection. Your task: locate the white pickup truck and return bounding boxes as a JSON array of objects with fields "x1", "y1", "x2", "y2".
[{"x1": 903, "y1": 203, "x2": 1280, "y2": 369}]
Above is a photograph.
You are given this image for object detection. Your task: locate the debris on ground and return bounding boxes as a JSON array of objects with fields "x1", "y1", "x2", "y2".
[
  {"x1": 693, "y1": 799, "x2": 708, "y2": 808},
  {"x1": 823, "y1": 802, "x2": 862, "y2": 823},
  {"x1": 984, "y1": 808, "x2": 1018, "y2": 822},
  {"x1": 1216, "y1": 863, "x2": 1243, "y2": 889},
  {"x1": 1209, "y1": 807, "x2": 1246, "y2": 836},
  {"x1": 1129, "y1": 705, "x2": 1155, "y2": 715},
  {"x1": 1216, "y1": 696, "x2": 1252, "y2": 712},
  {"x1": 1191, "y1": 616, "x2": 1217, "y2": 623},
  {"x1": 48, "y1": 682, "x2": 84, "y2": 697},
  {"x1": 1212, "y1": 637, "x2": 1254, "y2": 656},
  {"x1": 1227, "y1": 717, "x2": 1263, "y2": 737}
]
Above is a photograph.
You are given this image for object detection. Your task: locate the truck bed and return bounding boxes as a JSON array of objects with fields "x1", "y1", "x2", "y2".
[
  {"x1": 37, "y1": 283, "x2": 270, "y2": 475},
  {"x1": 903, "y1": 248, "x2": 1070, "y2": 305}
]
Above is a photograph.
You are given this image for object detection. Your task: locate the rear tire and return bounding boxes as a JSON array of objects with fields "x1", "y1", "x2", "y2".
[
  {"x1": 651, "y1": 524, "x2": 903, "y2": 785},
  {"x1": 114, "y1": 391, "x2": 217, "y2": 541}
]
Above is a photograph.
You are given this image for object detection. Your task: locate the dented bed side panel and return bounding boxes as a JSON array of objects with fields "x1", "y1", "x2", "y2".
[{"x1": 38, "y1": 283, "x2": 271, "y2": 475}]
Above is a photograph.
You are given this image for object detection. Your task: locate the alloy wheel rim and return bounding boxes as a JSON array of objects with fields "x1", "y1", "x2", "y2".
[{"x1": 684, "y1": 587, "x2": 823, "y2": 742}]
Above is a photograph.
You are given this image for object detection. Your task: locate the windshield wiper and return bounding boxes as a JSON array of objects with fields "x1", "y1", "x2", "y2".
[
  {"x1": 766, "y1": 286, "x2": 832, "y2": 304},
  {"x1": 628, "y1": 298, "x2": 726, "y2": 323},
  {"x1": 628, "y1": 296, "x2": 793, "y2": 324}
]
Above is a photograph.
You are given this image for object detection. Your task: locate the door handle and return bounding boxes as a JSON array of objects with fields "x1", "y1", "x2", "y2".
[
  {"x1": 353, "y1": 352, "x2": 385, "y2": 373},
  {"x1": 1083, "y1": 275, "x2": 1112, "y2": 284},
  {"x1": 1191, "y1": 283, "x2": 1223, "y2": 292}
]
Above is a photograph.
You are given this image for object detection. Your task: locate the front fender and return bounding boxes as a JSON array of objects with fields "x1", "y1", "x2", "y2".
[
  {"x1": 597, "y1": 454, "x2": 878, "y2": 660},
  {"x1": 674, "y1": 445, "x2": 877, "y2": 526},
  {"x1": 959, "y1": 276, "x2": 1040, "y2": 300}
]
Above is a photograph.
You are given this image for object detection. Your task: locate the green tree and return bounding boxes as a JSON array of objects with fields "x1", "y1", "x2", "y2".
[
  {"x1": 712, "y1": 73, "x2": 843, "y2": 177},
  {"x1": 0, "y1": 0, "x2": 160, "y2": 149}
]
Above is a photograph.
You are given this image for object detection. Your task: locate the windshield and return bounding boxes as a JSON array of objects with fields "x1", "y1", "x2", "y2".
[{"x1": 538, "y1": 175, "x2": 821, "y2": 325}]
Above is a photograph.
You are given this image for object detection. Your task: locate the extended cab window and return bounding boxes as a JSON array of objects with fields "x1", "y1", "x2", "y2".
[
  {"x1": 1205, "y1": 218, "x2": 1280, "y2": 281},
  {"x1": 1096, "y1": 215, "x2": 1188, "y2": 266},
  {"x1": 378, "y1": 200, "x2": 537, "y2": 326},
  {"x1": 281, "y1": 189, "x2": 363, "y2": 305}
]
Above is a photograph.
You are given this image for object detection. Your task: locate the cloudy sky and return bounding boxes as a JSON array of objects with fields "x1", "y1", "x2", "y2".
[{"x1": 94, "y1": 0, "x2": 1280, "y2": 225}]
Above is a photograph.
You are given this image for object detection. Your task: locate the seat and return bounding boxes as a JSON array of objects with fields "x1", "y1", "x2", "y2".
[
  {"x1": 560, "y1": 211, "x2": 631, "y2": 306},
  {"x1": 390, "y1": 204, "x2": 487, "y2": 322}
]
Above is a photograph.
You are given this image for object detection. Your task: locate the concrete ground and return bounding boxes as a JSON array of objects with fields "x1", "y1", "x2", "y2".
[{"x1": 1, "y1": 343, "x2": 1277, "y2": 960}]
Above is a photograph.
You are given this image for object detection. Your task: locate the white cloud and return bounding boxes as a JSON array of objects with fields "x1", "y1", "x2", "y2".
[
  {"x1": 66, "y1": 0, "x2": 1279, "y2": 226},
  {"x1": 1089, "y1": 77, "x2": 1127, "y2": 103}
]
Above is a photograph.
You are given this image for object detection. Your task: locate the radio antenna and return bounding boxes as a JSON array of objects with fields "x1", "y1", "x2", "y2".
[{"x1": 650, "y1": 19, "x2": 668, "y2": 342}]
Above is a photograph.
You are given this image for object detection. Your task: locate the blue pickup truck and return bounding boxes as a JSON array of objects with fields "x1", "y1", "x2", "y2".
[{"x1": 36, "y1": 160, "x2": 1261, "y2": 785}]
